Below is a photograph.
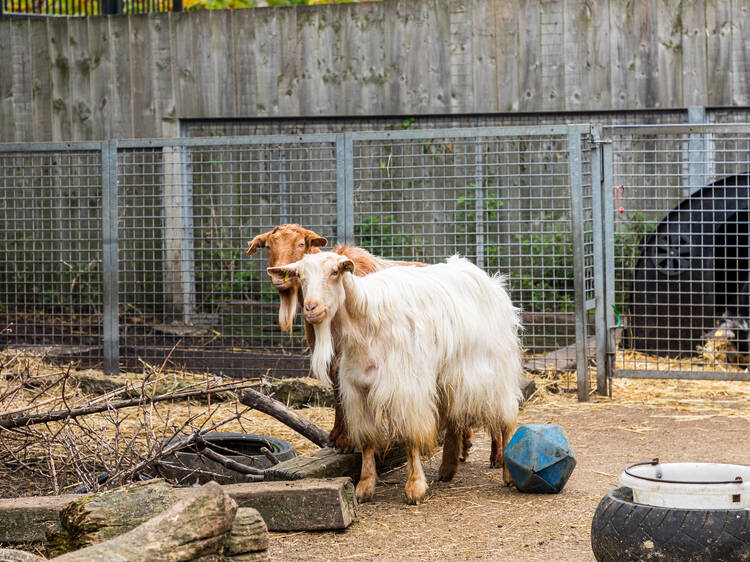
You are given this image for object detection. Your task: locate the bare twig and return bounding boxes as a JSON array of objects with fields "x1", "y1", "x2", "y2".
[
  {"x1": 193, "y1": 434, "x2": 265, "y2": 478},
  {"x1": 260, "y1": 446, "x2": 280, "y2": 466}
]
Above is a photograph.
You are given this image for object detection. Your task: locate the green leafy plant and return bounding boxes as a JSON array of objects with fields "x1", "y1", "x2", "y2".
[{"x1": 354, "y1": 215, "x2": 421, "y2": 260}]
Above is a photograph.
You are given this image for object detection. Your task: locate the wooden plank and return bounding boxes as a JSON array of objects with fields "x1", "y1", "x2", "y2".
[
  {"x1": 608, "y1": 0, "x2": 639, "y2": 109},
  {"x1": 360, "y1": 1, "x2": 386, "y2": 115},
  {"x1": 426, "y1": 0, "x2": 451, "y2": 114},
  {"x1": 10, "y1": 19, "x2": 32, "y2": 142},
  {"x1": 731, "y1": 0, "x2": 750, "y2": 105},
  {"x1": 171, "y1": 11, "x2": 199, "y2": 119},
  {"x1": 0, "y1": 494, "x2": 81, "y2": 544},
  {"x1": 448, "y1": 0, "x2": 472, "y2": 113},
  {"x1": 654, "y1": 0, "x2": 683, "y2": 108},
  {"x1": 493, "y1": 0, "x2": 519, "y2": 112},
  {"x1": 209, "y1": 10, "x2": 235, "y2": 117},
  {"x1": 253, "y1": 8, "x2": 280, "y2": 116},
  {"x1": 539, "y1": 0, "x2": 564, "y2": 111},
  {"x1": 231, "y1": 9, "x2": 257, "y2": 117},
  {"x1": 471, "y1": 0, "x2": 497, "y2": 112},
  {"x1": 276, "y1": 6, "x2": 298, "y2": 116},
  {"x1": 563, "y1": 0, "x2": 610, "y2": 111},
  {"x1": 107, "y1": 14, "x2": 133, "y2": 139},
  {"x1": 320, "y1": 4, "x2": 347, "y2": 115},
  {"x1": 296, "y1": 5, "x2": 323, "y2": 115},
  {"x1": 68, "y1": 18, "x2": 93, "y2": 140},
  {"x1": 384, "y1": 0, "x2": 409, "y2": 112},
  {"x1": 0, "y1": 478, "x2": 355, "y2": 544},
  {"x1": 150, "y1": 13, "x2": 177, "y2": 135},
  {"x1": 517, "y1": 0, "x2": 541, "y2": 111},
  {"x1": 47, "y1": 18, "x2": 72, "y2": 141},
  {"x1": 265, "y1": 446, "x2": 406, "y2": 483},
  {"x1": 88, "y1": 17, "x2": 111, "y2": 140},
  {"x1": 29, "y1": 19, "x2": 53, "y2": 142},
  {"x1": 221, "y1": 478, "x2": 356, "y2": 532},
  {"x1": 680, "y1": 0, "x2": 707, "y2": 107},
  {"x1": 706, "y1": 0, "x2": 732, "y2": 106},
  {"x1": 0, "y1": 19, "x2": 14, "y2": 141},
  {"x1": 129, "y1": 15, "x2": 158, "y2": 138}
]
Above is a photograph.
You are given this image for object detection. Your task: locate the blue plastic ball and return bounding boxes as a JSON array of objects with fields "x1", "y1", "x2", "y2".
[{"x1": 504, "y1": 424, "x2": 576, "y2": 493}]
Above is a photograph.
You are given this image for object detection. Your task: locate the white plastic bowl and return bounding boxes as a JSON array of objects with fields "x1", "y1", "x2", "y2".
[{"x1": 619, "y1": 460, "x2": 750, "y2": 509}]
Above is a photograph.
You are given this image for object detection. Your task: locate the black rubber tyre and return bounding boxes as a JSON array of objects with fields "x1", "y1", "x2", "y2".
[{"x1": 591, "y1": 487, "x2": 750, "y2": 562}]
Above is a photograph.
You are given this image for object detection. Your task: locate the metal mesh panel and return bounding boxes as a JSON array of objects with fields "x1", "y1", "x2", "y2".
[
  {"x1": 607, "y1": 125, "x2": 750, "y2": 381},
  {"x1": 351, "y1": 130, "x2": 592, "y2": 378},
  {"x1": 0, "y1": 149, "x2": 104, "y2": 365},
  {"x1": 116, "y1": 140, "x2": 337, "y2": 376}
]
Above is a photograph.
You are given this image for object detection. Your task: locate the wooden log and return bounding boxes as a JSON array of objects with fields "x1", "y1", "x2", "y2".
[
  {"x1": 51, "y1": 481, "x2": 237, "y2": 562},
  {"x1": 251, "y1": 377, "x2": 334, "y2": 408},
  {"x1": 238, "y1": 388, "x2": 329, "y2": 448},
  {"x1": 0, "y1": 478, "x2": 356, "y2": 544},
  {"x1": 45, "y1": 479, "x2": 178, "y2": 557},
  {"x1": 225, "y1": 507, "x2": 268, "y2": 556},
  {"x1": 264, "y1": 446, "x2": 406, "y2": 483},
  {"x1": 0, "y1": 549, "x2": 44, "y2": 561},
  {"x1": 220, "y1": 478, "x2": 356, "y2": 532}
]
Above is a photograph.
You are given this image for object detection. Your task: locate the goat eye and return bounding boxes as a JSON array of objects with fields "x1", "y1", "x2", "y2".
[
  {"x1": 331, "y1": 269, "x2": 338, "y2": 276},
  {"x1": 298, "y1": 242, "x2": 305, "y2": 247}
]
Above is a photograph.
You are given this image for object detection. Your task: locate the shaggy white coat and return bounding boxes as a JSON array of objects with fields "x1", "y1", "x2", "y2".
[{"x1": 305, "y1": 253, "x2": 524, "y2": 453}]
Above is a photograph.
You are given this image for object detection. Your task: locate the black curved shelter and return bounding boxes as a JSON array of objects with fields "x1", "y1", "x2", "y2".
[{"x1": 627, "y1": 174, "x2": 750, "y2": 356}]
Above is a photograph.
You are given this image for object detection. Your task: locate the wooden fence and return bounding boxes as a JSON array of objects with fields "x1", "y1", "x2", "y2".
[{"x1": 1, "y1": 0, "x2": 749, "y2": 142}]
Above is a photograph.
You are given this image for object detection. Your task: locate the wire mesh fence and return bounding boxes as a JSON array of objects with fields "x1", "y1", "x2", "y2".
[
  {"x1": 0, "y1": 127, "x2": 596, "y2": 393},
  {"x1": 604, "y1": 124, "x2": 750, "y2": 382}
]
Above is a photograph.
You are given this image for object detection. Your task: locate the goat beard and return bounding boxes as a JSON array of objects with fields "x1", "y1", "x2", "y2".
[
  {"x1": 278, "y1": 288, "x2": 298, "y2": 333},
  {"x1": 310, "y1": 317, "x2": 335, "y2": 387}
]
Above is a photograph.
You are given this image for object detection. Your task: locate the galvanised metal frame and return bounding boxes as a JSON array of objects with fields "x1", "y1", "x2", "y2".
[
  {"x1": 0, "y1": 125, "x2": 596, "y2": 399},
  {"x1": 600, "y1": 123, "x2": 750, "y2": 384}
]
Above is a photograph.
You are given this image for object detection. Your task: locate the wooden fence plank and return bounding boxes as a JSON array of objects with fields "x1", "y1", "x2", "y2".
[
  {"x1": 471, "y1": 0, "x2": 497, "y2": 112},
  {"x1": 427, "y1": 0, "x2": 451, "y2": 115},
  {"x1": 231, "y1": 9, "x2": 257, "y2": 117},
  {"x1": 130, "y1": 15, "x2": 158, "y2": 138},
  {"x1": 88, "y1": 17, "x2": 111, "y2": 140},
  {"x1": 209, "y1": 10, "x2": 235, "y2": 117},
  {"x1": 68, "y1": 18, "x2": 93, "y2": 141},
  {"x1": 296, "y1": 6, "x2": 323, "y2": 115},
  {"x1": 705, "y1": 0, "x2": 732, "y2": 106},
  {"x1": 253, "y1": 9, "x2": 280, "y2": 116},
  {"x1": 48, "y1": 18, "x2": 72, "y2": 141},
  {"x1": 360, "y1": 1, "x2": 386, "y2": 115},
  {"x1": 10, "y1": 19, "x2": 32, "y2": 142},
  {"x1": 30, "y1": 19, "x2": 53, "y2": 142},
  {"x1": 0, "y1": 19, "x2": 14, "y2": 141},
  {"x1": 384, "y1": 0, "x2": 409, "y2": 113},
  {"x1": 448, "y1": 0, "x2": 472, "y2": 113},
  {"x1": 539, "y1": 0, "x2": 564, "y2": 111},
  {"x1": 170, "y1": 11, "x2": 198, "y2": 119},
  {"x1": 563, "y1": 0, "x2": 610, "y2": 111},
  {"x1": 494, "y1": 0, "x2": 519, "y2": 112},
  {"x1": 654, "y1": 0, "x2": 683, "y2": 108},
  {"x1": 151, "y1": 14, "x2": 177, "y2": 135},
  {"x1": 517, "y1": 0, "x2": 541, "y2": 111},
  {"x1": 731, "y1": 0, "x2": 750, "y2": 105},
  {"x1": 107, "y1": 15, "x2": 134, "y2": 139},
  {"x1": 608, "y1": 0, "x2": 639, "y2": 109},
  {"x1": 680, "y1": 0, "x2": 707, "y2": 107},
  {"x1": 277, "y1": 6, "x2": 298, "y2": 116}
]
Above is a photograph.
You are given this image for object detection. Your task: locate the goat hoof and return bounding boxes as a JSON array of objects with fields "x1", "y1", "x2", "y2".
[
  {"x1": 437, "y1": 466, "x2": 457, "y2": 482},
  {"x1": 355, "y1": 480, "x2": 376, "y2": 503}
]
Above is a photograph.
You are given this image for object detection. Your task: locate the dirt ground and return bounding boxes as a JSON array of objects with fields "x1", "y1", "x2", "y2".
[{"x1": 270, "y1": 381, "x2": 750, "y2": 562}]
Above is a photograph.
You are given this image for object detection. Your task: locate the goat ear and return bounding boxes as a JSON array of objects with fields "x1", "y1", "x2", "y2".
[
  {"x1": 341, "y1": 259, "x2": 355, "y2": 274},
  {"x1": 305, "y1": 231, "x2": 328, "y2": 248},
  {"x1": 267, "y1": 265, "x2": 298, "y2": 278},
  {"x1": 247, "y1": 232, "x2": 270, "y2": 255}
]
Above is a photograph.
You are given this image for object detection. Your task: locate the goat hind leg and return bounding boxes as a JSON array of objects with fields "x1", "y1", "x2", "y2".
[
  {"x1": 501, "y1": 420, "x2": 516, "y2": 486},
  {"x1": 438, "y1": 424, "x2": 462, "y2": 482},
  {"x1": 460, "y1": 427, "x2": 473, "y2": 462}
]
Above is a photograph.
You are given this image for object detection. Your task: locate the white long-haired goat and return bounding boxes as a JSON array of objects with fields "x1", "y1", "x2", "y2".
[{"x1": 269, "y1": 252, "x2": 524, "y2": 504}]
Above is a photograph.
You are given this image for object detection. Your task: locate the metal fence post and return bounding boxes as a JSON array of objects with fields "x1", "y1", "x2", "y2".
[
  {"x1": 687, "y1": 106, "x2": 707, "y2": 197},
  {"x1": 474, "y1": 136, "x2": 484, "y2": 269},
  {"x1": 101, "y1": 141, "x2": 120, "y2": 375},
  {"x1": 602, "y1": 141, "x2": 616, "y2": 395},
  {"x1": 568, "y1": 130, "x2": 589, "y2": 401},
  {"x1": 336, "y1": 133, "x2": 354, "y2": 245},
  {"x1": 592, "y1": 135, "x2": 612, "y2": 395}
]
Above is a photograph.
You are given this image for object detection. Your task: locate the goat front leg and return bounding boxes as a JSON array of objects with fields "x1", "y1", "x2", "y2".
[
  {"x1": 490, "y1": 421, "x2": 517, "y2": 486},
  {"x1": 404, "y1": 446, "x2": 427, "y2": 505},
  {"x1": 327, "y1": 359, "x2": 354, "y2": 453},
  {"x1": 355, "y1": 445, "x2": 377, "y2": 503}
]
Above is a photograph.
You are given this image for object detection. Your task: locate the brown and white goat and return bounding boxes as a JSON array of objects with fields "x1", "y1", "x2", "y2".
[
  {"x1": 269, "y1": 252, "x2": 524, "y2": 504},
  {"x1": 247, "y1": 224, "x2": 424, "y2": 451}
]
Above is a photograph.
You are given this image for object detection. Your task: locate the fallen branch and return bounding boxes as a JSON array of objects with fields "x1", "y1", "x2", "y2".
[
  {"x1": 239, "y1": 388, "x2": 329, "y2": 448},
  {"x1": 259, "y1": 447, "x2": 279, "y2": 466},
  {"x1": 0, "y1": 381, "x2": 258, "y2": 430}
]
